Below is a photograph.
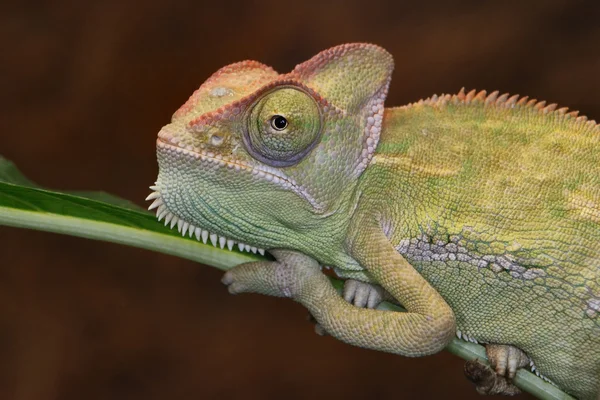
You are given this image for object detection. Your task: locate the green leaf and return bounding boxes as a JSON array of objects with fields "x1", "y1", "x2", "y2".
[
  {"x1": 0, "y1": 156, "x2": 39, "y2": 187},
  {"x1": 0, "y1": 155, "x2": 259, "y2": 269},
  {"x1": 0, "y1": 155, "x2": 144, "y2": 211},
  {"x1": 0, "y1": 156, "x2": 575, "y2": 400}
]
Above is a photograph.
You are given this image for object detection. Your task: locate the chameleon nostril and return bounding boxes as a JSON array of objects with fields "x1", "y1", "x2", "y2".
[{"x1": 210, "y1": 135, "x2": 224, "y2": 146}]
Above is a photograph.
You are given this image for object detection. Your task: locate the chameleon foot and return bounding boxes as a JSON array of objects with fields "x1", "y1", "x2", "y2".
[
  {"x1": 343, "y1": 279, "x2": 388, "y2": 309},
  {"x1": 464, "y1": 344, "x2": 529, "y2": 395},
  {"x1": 221, "y1": 249, "x2": 321, "y2": 298},
  {"x1": 464, "y1": 359, "x2": 521, "y2": 396},
  {"x1": 486, "y1": 344, "x2": 530, "y2": 380}
]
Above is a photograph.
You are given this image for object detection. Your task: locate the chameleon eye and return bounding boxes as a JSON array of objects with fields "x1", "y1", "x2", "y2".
[
  {"x1": 270, "y1": 115, "x2": 288, "y2": 131},
  {"x1": 245, "y1": 87, "x2": 322, "y2": 167}
]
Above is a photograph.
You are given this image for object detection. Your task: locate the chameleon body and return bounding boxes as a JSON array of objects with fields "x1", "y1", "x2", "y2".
[{"x1": 148, "y1": 44, "x2": 600, "y2": 399}]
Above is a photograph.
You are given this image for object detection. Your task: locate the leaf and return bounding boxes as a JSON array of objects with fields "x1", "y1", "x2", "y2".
[
  {"x1": 0, "y1": 156, "x2": 575, "y2": 400},
  {"x1": 0, "y1": 155, "x2": 260, "y2": 270},
  {"x1": 0, "y1": 156, "x2": 39, "y2": 187},
  {"x1": 0, "y1": 155, "x2": 144, "y2": 211}
]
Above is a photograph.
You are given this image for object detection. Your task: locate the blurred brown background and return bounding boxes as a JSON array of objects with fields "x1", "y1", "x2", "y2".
[{"x1": 1, "y1": 0, "x2": 599, "y2": 399}]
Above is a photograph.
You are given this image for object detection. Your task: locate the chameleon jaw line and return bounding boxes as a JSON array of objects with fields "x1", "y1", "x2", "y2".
[{"x1": 145, "y1": 186, "x2": 265, "y2": 255}]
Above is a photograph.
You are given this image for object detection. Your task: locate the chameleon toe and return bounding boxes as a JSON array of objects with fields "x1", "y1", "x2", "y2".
[{"x1": 342, "y1": 279, "x2": 386, "y2": 309}]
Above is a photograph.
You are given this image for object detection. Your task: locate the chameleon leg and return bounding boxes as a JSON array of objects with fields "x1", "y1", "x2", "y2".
[
  {"x1": 346, "y1": 224, "x2": 457, "y2": 356},
  {"x1": 224, "y1": 241, "x2": 455, "y2": 356},
  {"x1": 464, "y1": 344, "x2": 529, "y2": 395},
  {"x1": 312, "y1": 280, "x2": 390, "y2": 336}
]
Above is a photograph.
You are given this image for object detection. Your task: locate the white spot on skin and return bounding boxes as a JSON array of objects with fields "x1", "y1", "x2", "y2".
[
  {"x1": 210, "y1": 135, "x2": 224, "y2": 146},
  {"x1": 522, "y1": 268, "x2": 546, "y2": 280},
  {"x1": 587, "y1": 297, "x2": 600, "y2": 317},
  {"x1": 210, "y1": 87, "x2": 234, "y2": 97}
]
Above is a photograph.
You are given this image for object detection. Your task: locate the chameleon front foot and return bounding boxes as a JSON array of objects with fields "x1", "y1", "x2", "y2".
[
  {"x1": 221, "y1": 249, "x2": 322, "y2": 298},
  {"x1": 464, "y1": 344, "x2": 529, "y2": 396},
  {"x1": 486, "y1": 344, "x2": 530, "y2": 380},
  {"x1": 343, "y1": 279, "x2": 390, "y2": 309}
]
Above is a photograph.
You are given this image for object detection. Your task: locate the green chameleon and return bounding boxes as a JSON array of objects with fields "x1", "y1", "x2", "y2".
[{"x1": 146, "y1": 43, "x2": 599, "y2": 399}]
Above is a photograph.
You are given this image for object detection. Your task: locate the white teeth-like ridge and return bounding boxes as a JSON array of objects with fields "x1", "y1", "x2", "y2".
[
  {"x1": 146, "y1": 189, "x2": 266, "y2": 256},
  {"x1": 456, "y1": 330, "x2": 480, "y2": 344},
  {"x1": 147, "y1": 198, "x2": 162, "y2": 210},
  {"x1": 157, "y1": 208, "x2": 168, "y2": 221},
  {"x1": 146, "y1": 192, "x2": 161, "y2": 201}
]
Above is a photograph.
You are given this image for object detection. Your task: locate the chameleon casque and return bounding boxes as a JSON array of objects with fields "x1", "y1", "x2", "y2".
[{"x1": 146, "y1": 43, "x2": 600, "y2": 399}]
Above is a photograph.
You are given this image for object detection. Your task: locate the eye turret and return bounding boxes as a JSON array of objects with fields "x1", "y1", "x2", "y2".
[{"x1": 244, "y1": 87, "x2": 322, "y2": 167}]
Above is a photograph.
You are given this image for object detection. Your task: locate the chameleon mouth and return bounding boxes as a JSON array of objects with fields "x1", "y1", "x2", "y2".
[
  {"x1": 156, "y1": 138, "x2": 322, "y2": 210},
  {"x1": 145, "y1": 184, "x2": 265, "y2": 255}
]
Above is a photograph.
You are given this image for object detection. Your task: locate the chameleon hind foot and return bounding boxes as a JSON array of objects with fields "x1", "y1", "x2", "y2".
[
  {"x1": 464, "y1": 359, "x2": 521, "y2": 396},
  {"x1": 464, "y1": 344, "x2": 530, "y2": 395}
]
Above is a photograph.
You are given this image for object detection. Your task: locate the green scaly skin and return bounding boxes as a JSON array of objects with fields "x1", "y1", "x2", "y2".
[{"x1": 148, "y1": 44, "x2": 599, "y2": 399}]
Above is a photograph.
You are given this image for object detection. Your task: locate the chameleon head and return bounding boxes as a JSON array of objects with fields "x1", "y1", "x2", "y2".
[{"x1": 147, "y1": 43, "x2": 394, "y2": 255}]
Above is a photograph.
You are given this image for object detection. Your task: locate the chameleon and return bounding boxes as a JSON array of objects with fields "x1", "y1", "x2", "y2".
[{"x1": 146, "y1": 43, "x2": 600, "y2": 399}]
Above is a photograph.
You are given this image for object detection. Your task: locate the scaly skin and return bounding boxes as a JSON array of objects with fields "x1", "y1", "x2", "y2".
[{"x1": 148, "y1": 43, "x2": 599, "y2": 399}]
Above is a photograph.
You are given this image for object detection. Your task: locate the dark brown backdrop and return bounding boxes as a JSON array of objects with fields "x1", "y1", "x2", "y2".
[{"x1": 1, "y1": 1, "x2": 599, "y2": 399}]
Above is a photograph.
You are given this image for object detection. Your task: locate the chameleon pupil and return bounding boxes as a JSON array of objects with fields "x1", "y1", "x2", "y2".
[{"x1": 271, "y1": 115, "x2": 288, "y2": 130}]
